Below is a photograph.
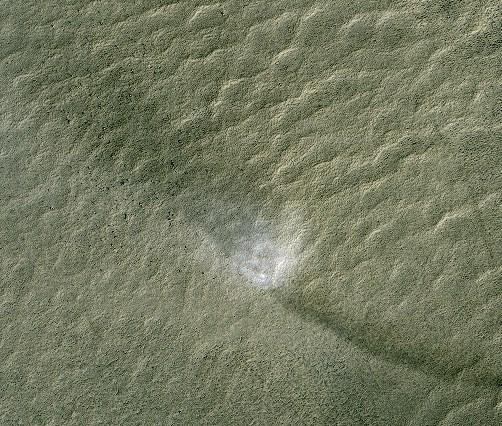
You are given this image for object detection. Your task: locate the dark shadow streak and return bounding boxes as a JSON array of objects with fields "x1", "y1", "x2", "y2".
[{"x1": 273, "y1": 288, "x2": 502, "y2": 390}]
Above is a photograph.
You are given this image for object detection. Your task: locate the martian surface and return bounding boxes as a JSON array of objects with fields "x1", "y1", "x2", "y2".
[{"x1": 1, "y1": 0, "x2": 501, "y2": 424}]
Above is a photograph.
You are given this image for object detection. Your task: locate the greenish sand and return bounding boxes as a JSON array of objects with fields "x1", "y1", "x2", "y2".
[{"x1": 1, "y1": 0, "x2": 501, "y2": 424}]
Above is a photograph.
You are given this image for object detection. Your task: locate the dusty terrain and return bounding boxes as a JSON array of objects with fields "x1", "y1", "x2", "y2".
[{"x1": 1, "y1": 0, "x2": 501, "y2": 424}]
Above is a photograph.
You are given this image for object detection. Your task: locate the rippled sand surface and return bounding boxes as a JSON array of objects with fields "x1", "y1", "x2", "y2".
[{"x1": 1, "y1": 1, "x2": 501, "y2": 424}]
